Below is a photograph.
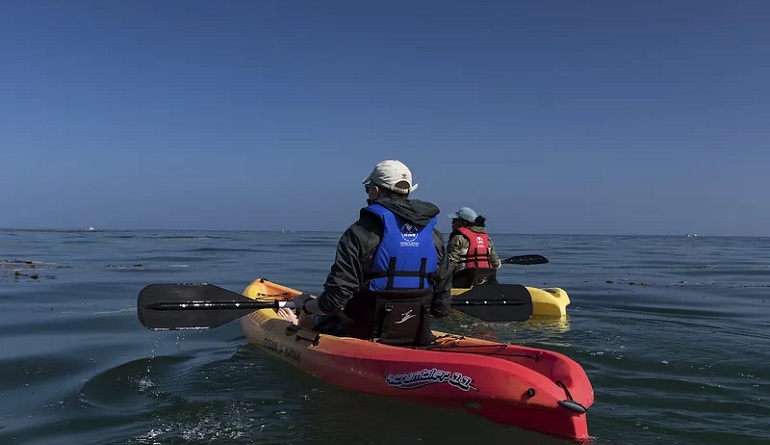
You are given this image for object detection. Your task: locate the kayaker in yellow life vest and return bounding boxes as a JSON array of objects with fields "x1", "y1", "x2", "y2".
[
  {"x1": 288, "y1": 160, "x2": 452, "y2": 346},
  {"x1": 447, "y1": 207, "x2": 502, "y2": 288}
]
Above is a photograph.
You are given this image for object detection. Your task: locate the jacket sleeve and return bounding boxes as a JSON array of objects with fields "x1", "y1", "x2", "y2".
[
  {"x1": 488, "y1": 238, "x2": 502, "y2": 269},
  {"x1": 429, "y1": 228, "x2": 453, "y2": 318},
  {"x1": 316, "y1": 215, "x2": 381, "y2": 314},
  {"x1": 446, "y1": 233, "x2": 467, "y2": 273}
]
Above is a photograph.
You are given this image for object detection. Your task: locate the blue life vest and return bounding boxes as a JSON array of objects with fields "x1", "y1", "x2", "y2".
[{"x1": 363, "y1": 203, "x2": 438, "y2": 291}]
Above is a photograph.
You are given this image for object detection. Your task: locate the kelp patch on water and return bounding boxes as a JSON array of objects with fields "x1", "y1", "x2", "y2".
[
  {"x1": 0, "y1": 259, "x2": 68, "y2": 281},
  {"x1": 0, "y1": 259, "x2": 197, "y2": 282}
]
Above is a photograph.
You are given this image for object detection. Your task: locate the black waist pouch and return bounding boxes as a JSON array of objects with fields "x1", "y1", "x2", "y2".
[
  {"x1": 374, "y1": 294, "x2": 431, "y2": 346},
  {"x1": 344, "y1": 290, "x2": 433, "y2": 346}
]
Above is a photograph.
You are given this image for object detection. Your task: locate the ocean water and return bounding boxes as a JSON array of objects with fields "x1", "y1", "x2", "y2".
[{"x1": 1, "y1": 230, "x2": 768, "y2": 445}]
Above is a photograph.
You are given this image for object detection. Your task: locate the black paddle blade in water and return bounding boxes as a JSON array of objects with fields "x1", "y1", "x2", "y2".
[
  {"x1": 501, "y1": 254, "x2": 549, "y2": 265},
  {"x1": 451, "y1": 284, "x2": 533, "y2": 322},
  {"x1": 137, "y1": 283, "x2": 289, "y2": 330}
]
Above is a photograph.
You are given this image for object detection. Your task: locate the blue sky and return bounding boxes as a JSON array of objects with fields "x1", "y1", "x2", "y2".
[{"x1": 2, "y1": 0, "x2": 768, "y2": 235}]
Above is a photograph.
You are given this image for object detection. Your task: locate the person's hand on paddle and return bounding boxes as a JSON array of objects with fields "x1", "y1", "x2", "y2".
[
  {"x1": 292, "y1": 292, "x2": 313, "y2": 314},
  {"x1": 292, "y1": 292, "x2": 325, "y2": 316},
  {"x1": 276, "y1": 293, "x2": 315, "y2": 324},
  {"x1": 275, "y1": 306, "x2": 298, "y2": 324}
]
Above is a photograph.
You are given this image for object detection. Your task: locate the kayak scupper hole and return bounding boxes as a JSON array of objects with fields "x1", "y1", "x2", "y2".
[{"x1": 527, "y1": 388, "x2": 536, "y2": 398}]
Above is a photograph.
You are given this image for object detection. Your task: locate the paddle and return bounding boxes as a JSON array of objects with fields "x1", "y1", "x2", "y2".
[
  {"x1": 137, "y1": 283, "x2": 298, "y2": 330},
  {"x1": 501, "y1": 254, "x2": 549, "y2": 265},
  {"x1": 451, "y1": 283, "x2": 533, "y2": 322},
  {"x1": 137, "y1": 282, "x2": 533, "y2": 330}
]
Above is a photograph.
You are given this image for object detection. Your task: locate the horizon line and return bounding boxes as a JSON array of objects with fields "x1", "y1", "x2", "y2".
[{"x1": 0, "y1": 227, "x2": 765, "y2": 238}]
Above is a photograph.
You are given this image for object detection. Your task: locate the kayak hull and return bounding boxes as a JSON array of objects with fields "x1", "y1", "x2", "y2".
[
  {"x1": 452, "y1": 286, "x2": 570, "y2": 317},
  {"x1": 240, "y1": 278, "x2": 593, "y2": 441}
]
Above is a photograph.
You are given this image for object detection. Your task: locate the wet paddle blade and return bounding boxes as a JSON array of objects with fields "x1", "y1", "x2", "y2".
[
  {"x1": 137, "y1": 283, "x2": 284, "y2": 330},
  {"x1": 501, "y1": 254, "x2": 549, "y2": 265},
  {"x1": 451, "y1": 283, "x2": 533, "y2": 322}
]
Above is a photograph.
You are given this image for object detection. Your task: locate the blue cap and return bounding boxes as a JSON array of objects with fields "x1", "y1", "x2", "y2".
[{"x1": 449, "y1": 207, "x2": 478, "y2": 223}]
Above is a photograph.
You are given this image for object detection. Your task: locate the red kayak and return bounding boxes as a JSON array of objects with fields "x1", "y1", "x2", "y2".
[{"x1": 239, "y1": 277, "x2": 594, "y2": 441}]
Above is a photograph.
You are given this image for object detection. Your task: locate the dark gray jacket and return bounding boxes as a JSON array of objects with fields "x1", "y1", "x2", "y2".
[{"x1": 316, "y1": 196, "x2": 452, "y2": 318}]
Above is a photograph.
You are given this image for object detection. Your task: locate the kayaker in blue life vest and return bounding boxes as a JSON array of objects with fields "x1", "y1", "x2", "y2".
[
  {"x1": 288, "y1": 160, "x2": 452, "y2": 346},
  {"x1": 447, "y1": 207, "x2": 502, "y2": 288}
]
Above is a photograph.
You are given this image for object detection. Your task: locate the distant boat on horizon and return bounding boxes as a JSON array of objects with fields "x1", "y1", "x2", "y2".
[
  {"x1": 685, "y1": 233, "x2": 698, "y2": 237},
  {"x1": 88, "y1": 226, "x2": 95, "y2": 231}
]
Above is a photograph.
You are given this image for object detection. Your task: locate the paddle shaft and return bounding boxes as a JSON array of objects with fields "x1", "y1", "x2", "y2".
[
  {"x1": 138, "y1": 282, "x2": 533, "y2": 329},
  {"x1": 143, "y1": 298, "x2": 524, "y2": 312},
  {"x1": 145, "y1": 300, "x2": 294, "y2": 311}
]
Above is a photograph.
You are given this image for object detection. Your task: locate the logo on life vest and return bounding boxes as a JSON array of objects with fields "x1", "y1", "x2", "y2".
[
  {"x1": 476, "y1": 236, "x2": 484, "y2": 246},
  {"x1": 400, "y1": 223, "x2": 420, "y2": 246}
]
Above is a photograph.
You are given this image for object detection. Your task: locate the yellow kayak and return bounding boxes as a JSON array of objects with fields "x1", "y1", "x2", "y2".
[{"x1": 451, "y1": 286, "x2": 569, "y2": 317}]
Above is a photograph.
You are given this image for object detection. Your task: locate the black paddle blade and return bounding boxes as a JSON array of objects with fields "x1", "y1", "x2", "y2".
[
  {"x1": 501, "y1": 254, "x2": 549, "y2": 265},
  {"x1": 137, "y1": 283, "x2": 281, "y2": 331},
  {"x1": 451, "y1": 283, "x2": 533, "y2": 322}
]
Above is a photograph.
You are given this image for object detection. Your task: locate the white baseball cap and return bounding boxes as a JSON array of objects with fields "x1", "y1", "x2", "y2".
[{"x1": 362, "y1": 160, "x2": 419, "y2": 194}]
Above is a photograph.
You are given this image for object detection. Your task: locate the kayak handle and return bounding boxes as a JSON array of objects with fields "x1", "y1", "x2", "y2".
[
  {"x1": 558, "y1": 400, "x2": 587, "y2": 414},
  {"x1": 555, "y1": 380, "x2": 588, "y2": 413}
]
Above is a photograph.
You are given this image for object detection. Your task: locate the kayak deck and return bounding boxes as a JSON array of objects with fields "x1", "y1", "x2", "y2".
[
  {"x1": 451, "y1": 286, "x2": 570, "y2": 317},
  {"x1": 240, "y1": 278, "x2": 593, "y2": 441}
]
